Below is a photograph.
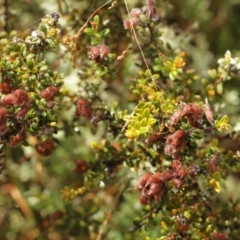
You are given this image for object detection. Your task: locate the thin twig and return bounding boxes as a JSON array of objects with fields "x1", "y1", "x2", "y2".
[
  {"x1": 139, "y1": 37, "x2": 166, "y2": 61},
  {"x1": 6, "y1": 17, "x2": 44, "y2": 40},
  {"x1": 95, "y1": 213, "x2": 111, "y2": 240},
  {"x1": 95, "y1": 178, "x2": 130, "y2": 240}
]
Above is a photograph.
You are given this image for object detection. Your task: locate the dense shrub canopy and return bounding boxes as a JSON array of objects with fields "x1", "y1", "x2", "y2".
[{"x1": 1, "y1": 0, "x2": 240, "y2": 239}]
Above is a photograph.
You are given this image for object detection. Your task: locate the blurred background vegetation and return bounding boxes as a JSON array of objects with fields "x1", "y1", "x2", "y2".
[{"x1": 1, "y1": 0, "x2": 240, "y2": 239}]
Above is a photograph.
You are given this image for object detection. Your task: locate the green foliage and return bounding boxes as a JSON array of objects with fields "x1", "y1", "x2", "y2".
[{"x1": 1, "y1": 1, "x2": 240, "y2": 240}]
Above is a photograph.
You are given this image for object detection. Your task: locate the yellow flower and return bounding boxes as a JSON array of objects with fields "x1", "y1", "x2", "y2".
[
  {"x1": 61, "y1": 186, "x2": 76, "y2": 200},
  {"x1": 47, "y1": 28, "x2": 60, "y2": 37},
  {"x1": 91, "y1": 141, "x2": 104, "y2": 150},
  {"x1": 61, "y1": 186, "x2": 87, "y2": 201},
  {"x1": 174, "y1": 57, "x2": 185, "y2": 68},
  {"x1": 209, "y1": 179, "x2": 221, "y2": 193},
  {"x1": 125, "y1": 129, "x2": 137, "y2": 140}
]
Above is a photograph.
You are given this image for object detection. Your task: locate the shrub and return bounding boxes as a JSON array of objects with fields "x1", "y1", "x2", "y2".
[{"x1": 1, "y1": 0, "x2": 240, "y2": 239}]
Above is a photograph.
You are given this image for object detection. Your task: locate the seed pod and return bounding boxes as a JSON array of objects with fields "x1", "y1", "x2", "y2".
[
  {"x1": 149, "y1": 172, "x2": 162, "y2": 183},
  {"x1": 170, "y1": 110, "x2": 184, "y2": 125},
  {"x1": 176, "y1": 167, "x2": 188, "y2": 180},
  {"x1": 0, "y1": 107, "x2": 6, "y2": 124},
  {"x1": 172, "y1": 159, "x2": 182, "y2": 170},
  {"x1": 164, "y1": 130, "x2": 188, "y2": 158},
  {"x1": 123, "y1": 19, "x2": 131, "y2": 29},
  {"x1": 139, "y1": 195, "x2": 148, "y2": 205},
  {"x1": 74, "y1": 98, "x2": 92, "y2": 118},
  {"x1": 138, "y1": 172, "x2": 165, "y2": 204},
  {"x1": 35, "y1": 138, "x2": 55, "y2": 156},
  {"x1": 88, "y1": 46, "x2": 100, "y2": 60},
  {"x1": 12, "y1": 89, "x2": 29, "y2": 105},
  {"x1": 161, "y1": 169, "x2": 174, "y2": 182},
  {"x1": 0, "y1": 82, "x2": 13, "y2": 94},
  {"x1": 146, "y1": 0, "x2": 156, "y2": 20},
  {"x1": 9, "y1": 127, "x2": 26, "y2": 147},
  {"x1": 0, "y1": 123, "x2": 8, "y2": 132},
  {"x1": 148, "y1": 182, "x2": 162, "y2": 196},
  {"x1": 99, "y1": 44, "x2": 110, "y2": 59},
  {"x1": 187, "y1": 114, "x2": 203, "y2": 129},
  {"x1": 182, "y1": 103, "x2": 192, "y2": 115},
  {"x1": 2, "y1": 94, "x2": 16, "y2": 106},
  {"x1": 41, "y1": 86, "x2": 59, "y2": 101},
  {"x1": 16, "y1": 103, "x2": 30, "y2": 119},
  {"x1": 130, "y1": 8, "x2": 142, "y2": 18},
  {"x1": 172, "y1": 178, "x2": 184, "y2": 188},
  {"x1": 124, "y1": 8, "x2": 142, "y2": 29},
  {"x1": 75, "y1": 159, "x2": 88, "y2": 174},
  {"x1": 146, "y1": 132, "x2": 164, "y2": 145},
  {"x1": 211, "y1": 232, "x2": 228, "y2": 240},
  {"x1": 137, "y1": 172, "x2": 152, "y2": 190},
  {"x1": 205, "y1": 98, "x2": 214, "y2": 126},
  {"x1": 209, "y1": 153, "x2": 219, "y2": 174},
  {"x1": 177, "y1": 222, "x2": 189, "y2": 233},
  {"x1": 189, "y1": 103, "x2": 203, "y2": 116}
]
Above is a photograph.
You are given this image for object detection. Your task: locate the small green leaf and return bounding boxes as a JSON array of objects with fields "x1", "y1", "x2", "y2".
[
  {"x1": 143, "y1": 108, "x2": 150, "y2": 118},
  {"x1": 208, "y1": 69, "x2": 217, "y2": 79},
  {"x1": 216, "y1": 82, "x2": 223, "y2": 94},
  {"x1": 39, "y1": 65, "x2": 48, "y2": 71},
  {"x1": 91, "y1": 39, "x2": 100, "y2": 45},
  {"x1": 139, "y1": 126, "x2": 150, "y2": 134},
  {"x1": 169, "y1": 71, "x2": 177, "y2": 80},
  {"x1": 215, "y1": 115, "x2": 233, "y2": 132},
  {"x1": 113, "y1": 102, "x2": 118, "y2": 111},
  {"x1": 213, "y1": 172, "x2": 221, "y2": 181},
  {"x1": 153, "y1": 65, "x2": 162, "y2": 71},
  {"x1": 13, "y1": 59, "x2": 21, "y2": 68},
  {"x1": 148, "y1": 118, "x2": 157, "y2": 125},
  {"x1": 27, "y1": 59, "x2": 34, "y2": 69},
  {"x1": 210, "y1": 138, "x2": 219, "y2": 148},
  {"x1": 26, "y1": 53, "x2": 36, "y2": 59},
  {"x1": 220, "y1": 115, "x2": 228, "y2": 124},
  {"x1": 84, "y1": 28, "x2": 94, "y2": 34},
  {"x1": 152, "y1": 74, "x2": 160, "y2": 80},
  {"x1": 93, "y1": 15, "x2": 100, "y2": 25},
  {"x1": 38, "y1": 23, "x2": 47, "y2": 34},
  {"x1": 145, "y1": 69, "x2": 151, "y2": 77},
  {"x1": 100, "y1": 28, "x2": 110, "y2": 36},
  {"x1": 140, "y1": 118, "x2": 147, "y2": 127}
]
